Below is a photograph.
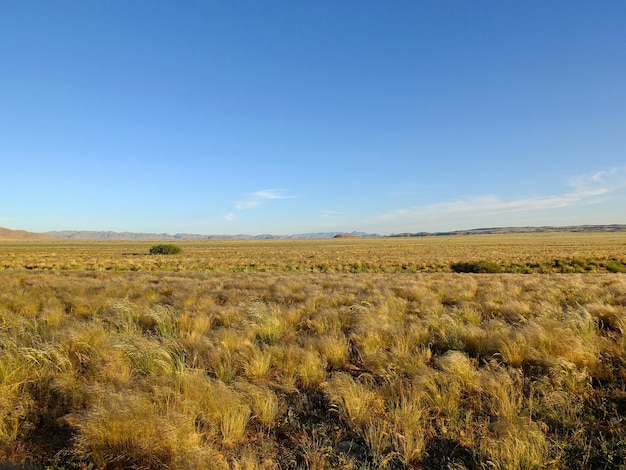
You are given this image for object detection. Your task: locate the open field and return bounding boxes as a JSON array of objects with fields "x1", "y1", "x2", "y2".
[
  {"x1": 1, "y1": 234, "x2": 625, "y2": 469},
  {"x1": 1, "y1": 233, "x2": 626, "y2": 273}
]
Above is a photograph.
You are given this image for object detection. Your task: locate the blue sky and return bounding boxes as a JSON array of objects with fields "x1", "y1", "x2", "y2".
[{"x1": 2, "y1": 1, "x2": 625, "y2": 235}]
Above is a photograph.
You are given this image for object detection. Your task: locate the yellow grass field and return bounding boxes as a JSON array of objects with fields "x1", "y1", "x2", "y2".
[
  {"x1": 0, "y1": 234, "x2": 625, "y2": 469},
  {"x1": 1, "y1": 232, "x2": 625, "y2": 273}
]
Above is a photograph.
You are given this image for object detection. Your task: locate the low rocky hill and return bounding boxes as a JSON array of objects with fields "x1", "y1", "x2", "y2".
[{"x1": 0, "y1": 227, "x2": 50, "y2": 240}]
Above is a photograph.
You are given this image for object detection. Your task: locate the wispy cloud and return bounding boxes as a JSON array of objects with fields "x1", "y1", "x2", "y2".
[
  {"x1": 567, "y1": 167, "x2": 626, "y2": 199},
  {"x1": 234, "y1": 189, "x2": 296, "y2": 210},
  {"x1": 374, "y1": 167, "x2": 626, "y2": 231},
  {"x1": 224, "y1": 213, "x2": 235, "y2": 221},
  {"x1": 321, "y1": 210, "x2": 344, "y2": 218}
]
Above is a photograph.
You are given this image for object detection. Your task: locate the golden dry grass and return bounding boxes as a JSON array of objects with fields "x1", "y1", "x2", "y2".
[
  {"x1": 0, "y1": 235, "x2": 625, "y2": 469},
  {"x1": 0, "y1": 232, "x2": 624, "y2": 273}
]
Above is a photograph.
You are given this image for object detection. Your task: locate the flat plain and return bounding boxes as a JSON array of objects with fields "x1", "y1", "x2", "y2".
[
  {"x1": 0, "y1": 233, "x2": 625, "y2": 469},
  {"x1": 2, "y1": 232, "x2": 625, "y2": 273}
]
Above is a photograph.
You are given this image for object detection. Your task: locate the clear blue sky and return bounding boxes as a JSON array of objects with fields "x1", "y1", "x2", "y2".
[{"x1": 2, "y1": 1, "x2": 625, "y2": 235}]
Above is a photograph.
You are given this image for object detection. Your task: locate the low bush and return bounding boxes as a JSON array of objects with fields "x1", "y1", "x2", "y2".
[
  {"x1": 450, "y1": 260, "x2": 501, "y2": 273},
  {"x1": 149, "y1": 244, "x2": 182, "y2": 255},
  {"x1": 605, "y1": 261, "x2": 626, "y2": 273}
]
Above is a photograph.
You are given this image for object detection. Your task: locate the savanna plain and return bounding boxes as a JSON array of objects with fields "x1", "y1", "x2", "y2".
[{"x1": 1, "y1": 234, "x2": 625, "y2": 469}]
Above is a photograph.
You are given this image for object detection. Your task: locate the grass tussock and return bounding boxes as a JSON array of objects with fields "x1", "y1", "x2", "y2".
[{"x1": 0, "y1": 237, "x2": 625, "y2": 468}]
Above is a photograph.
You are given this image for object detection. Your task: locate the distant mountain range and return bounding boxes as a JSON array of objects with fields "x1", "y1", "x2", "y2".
[
  {"x1": 42, "y1": 230, "x2": 380, "y2": 240},
  {"x1": 0, "y1": 225, "x2": 624, "y2": 240},
  {"x1": 389, "y1": 224, "x2": 626, "y2": 237}
]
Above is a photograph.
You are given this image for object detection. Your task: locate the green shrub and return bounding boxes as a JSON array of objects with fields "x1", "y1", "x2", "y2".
[
  {"x1": 149, "y1": 244, "x2": 182, "y2": 255},
  {"x1": 605, "y1": 261, "x2": 626, "y2": 273},
  {"x1": 450, "y1": 260, "x2": 501, "y2": 273}
]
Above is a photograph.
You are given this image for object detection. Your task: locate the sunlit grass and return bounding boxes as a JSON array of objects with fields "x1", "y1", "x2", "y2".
[
  {"x1": 1, "y1": 232, "x2": 625, "y2": 273},
  {"x1": 0, "y1": 235, "x2": 625, "y2": 468}
]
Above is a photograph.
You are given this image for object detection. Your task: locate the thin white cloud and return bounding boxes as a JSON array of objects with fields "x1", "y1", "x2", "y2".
[
  {"x1": 234, "y1": 189, "x2": 296, "y2": 210},
  {"x1": 567, "y1": 167, "x2": 626, "y2": 198},
  {"x1": 373, "y1": 167, "x2": 626, "y2": 231},
  {"x1": 235, "y1": 200, "x2": 262, "y2": 210},
  {"x1": 322, "y1": 210, "x2": 344, "y2": 218},
  {"x1": 224, "y1": 213, "x2": 235, "y2": 221}
]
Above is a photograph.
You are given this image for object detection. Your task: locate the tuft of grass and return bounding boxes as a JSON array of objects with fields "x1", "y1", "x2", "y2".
[
  {"x1": 480, "y1": 419, "x2": 550, "y2": 469},
  {"x1": 75, "y1": 388, "x2": 215, "y2": 468},
  {"x1": 325, "y1": 373, "x2": 381, "y2": 430}
]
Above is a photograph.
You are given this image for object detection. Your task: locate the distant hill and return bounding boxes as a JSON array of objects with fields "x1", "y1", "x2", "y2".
[
  {"x1": 44, "y1": 230, "x2": 379, "y2": 240},
  {"x1": 390, "y1": 224, "x2": 626, "y2": 237},
  {"x1": 46, "y1": 230, "x2": 191, "y2": 240},
  {"x1": 0, "y1": 227, "x2": 50, "y2": 240},
  {"x1": 1, "y1": 225, "x2": 622, "y2": 241}
]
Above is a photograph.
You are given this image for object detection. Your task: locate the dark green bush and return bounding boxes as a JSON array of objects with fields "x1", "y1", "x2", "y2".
[
  {"x1": 149, "y1": 244, "x2": 182, "y2": 255},
  {"x1": 450, "y1": 260, "x2": 501, "y2": 273},
  {"x1": 605, "y1": 261, "x2": 626, "y2": 273}
]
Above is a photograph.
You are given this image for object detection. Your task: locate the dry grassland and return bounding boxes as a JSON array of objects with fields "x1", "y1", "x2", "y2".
[
  {"x1": 0, "y1": 234, "x2": 625, "y2": 469},
  {"x1": 1, "y1": 233, "x2": 625, "y2": 273}
]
